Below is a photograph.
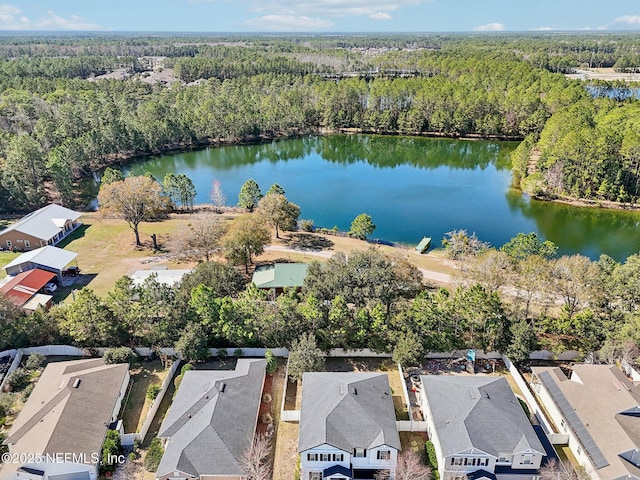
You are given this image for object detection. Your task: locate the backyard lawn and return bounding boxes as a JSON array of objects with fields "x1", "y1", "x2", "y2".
[
  {"x1": 121, "y1": 360, "x2": 171, "y2": 434},
  {"x1": 271, "y1": 360, "x2": 300, "y2": 480}
]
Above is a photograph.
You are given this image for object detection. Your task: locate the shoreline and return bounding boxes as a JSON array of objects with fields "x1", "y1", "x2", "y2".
[{"x1": 531, "y1": 193, "x2": 640, "y2": 213}]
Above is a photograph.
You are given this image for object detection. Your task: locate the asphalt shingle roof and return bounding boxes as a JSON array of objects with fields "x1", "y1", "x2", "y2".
[
  {"x1": 3, "y1": 359, "x2": 129, "y2": 474},
  {"x1": 298, "y1": 372, "x2": 401, "y2": 453},
  {"x1": 420, "y1": 375, "x2": 545, "y2": 458},
  {"x1": 156, "y1": 359, "x2": 266, "y2": 478}
]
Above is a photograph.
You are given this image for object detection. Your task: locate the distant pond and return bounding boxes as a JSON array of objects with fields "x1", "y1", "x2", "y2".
[{"x1": 120, "y1": 134, "x2": 640, "y2": 262}]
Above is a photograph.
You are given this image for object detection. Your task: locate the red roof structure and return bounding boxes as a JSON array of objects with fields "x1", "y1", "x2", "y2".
[{"x1": 0, "y1": 268, "x2": 56, "y2": 307}]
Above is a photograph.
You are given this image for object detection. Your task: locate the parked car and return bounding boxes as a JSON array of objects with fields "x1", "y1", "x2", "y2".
[
  {"x1": 43, "y1": 282, "x2": 58, "y2": 294},
  {"x1": 62, "y1": 266, "x2": 81, "y2": 276}
]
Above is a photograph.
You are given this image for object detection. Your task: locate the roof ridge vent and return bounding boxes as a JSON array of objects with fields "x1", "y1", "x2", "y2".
[
  {"x1": 340, "y1": 384, "x2": 346, "y2": 395},
  {"x1": 72, "y1": 378, "x2": 81, "y2": 388}
]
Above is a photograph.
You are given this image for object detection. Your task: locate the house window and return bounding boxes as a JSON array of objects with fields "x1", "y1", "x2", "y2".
[
  {"x1": 307, "y1": 453, "x2": 318, "y2": 462},
  {"x1": 498, "y1": 454, "x2": 509, "y2": 463},
  {"x1": 560, "y1": 419, "x2": 567, "y2": 433},
  {"x1": 309, "y1": 473, "x2": 322, "y2": 480},
  {"x1": 452, "y1": 458, "x2": 464, "y2": 466},
  {"x1": 6, "y1": 240, "x2": 11, "y2": 249},
  {"x1": 24, "y1": 240, "x2": 30, "y2": 248},
  {"x1": 354, "y1": 448, "x2": 366, "y2": 458},
  {"x1": 320, "y1": 453, "x2": 330, "y2": 462},
  {"x1": 377, "y1": 451, "x2": 391, "y2": 460},
  {"x1": 332, "y1": 454, "x2": 344, "y2": 462},
  {"x1": 577, "y1": 447, "x2": 582, "y2": 456},
  {"x1": 478, "y1": 458, "x2": 488, "y2": 466},
  {"x1": 523, "y1": 455, "x2": 533, "y2": 465}
]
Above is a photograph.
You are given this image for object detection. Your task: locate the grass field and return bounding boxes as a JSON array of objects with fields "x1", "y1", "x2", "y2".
[
  {"x1": 0, "y1": 251, "x2": 20, "y2": 270},
  {"x1": 2, "y1": 209, "x2": 456, "y2": 300}
]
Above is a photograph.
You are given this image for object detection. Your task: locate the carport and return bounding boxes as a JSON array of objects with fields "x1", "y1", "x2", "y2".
[{"x1": 3, "y1": 246, "x2": 78, "y2": 281}]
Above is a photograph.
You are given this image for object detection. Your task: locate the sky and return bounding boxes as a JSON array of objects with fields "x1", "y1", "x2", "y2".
[{"x1": 0, "y1": 1, "x2": 639, "y2": 33}]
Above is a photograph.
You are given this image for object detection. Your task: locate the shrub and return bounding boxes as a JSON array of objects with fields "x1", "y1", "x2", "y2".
[
  {"x1": 217, "y1": 348, "x2": 228, "y2": 360},
  {"x1": 265, "y1": 349, "x2": 277, "y2": 375},
  {"x1": 0, "y1": 394, "x2": 15, "y2": 415},
  {"x1": 21, "y1": 383, "x2": 34, "y2": 402},
  {"x1": 300, "y1": 219, "x2": 314, "y2": 232},
  {"x1": 426, "y1": 441, "x2": 440, "y2": 480},
  {"x1": 103, "y1": 347, "x2": 137, "y2": 365},
  {"x1": 144, "y1": 438, "x2": 164, "y2": 472},
  {"x1": 181, "y1": 363, "x2": 194, "y2": 375},
  {"x1": 100, "y1": 430, "x2": 121, "y2": 473},
  {"x1": 146, "y1": 384, "x2": 161, "y2": 401},
  {"x1": 6, "y1": 368, "x2": 30, "y2": 391},
  {"x1": 174, "y1": 374, "x2": 184, "y2": 390},
  {"x1": 25, "y1": 353, "x2": 46, "y2": 370},
  {"x1": 233, "y1": 348, "x2": 243, "y2": 357}
]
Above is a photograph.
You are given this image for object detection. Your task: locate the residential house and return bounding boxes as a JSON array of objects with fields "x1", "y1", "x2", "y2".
[
  {"x1": 130, "y1": 269, "x2": 192, "y2": 288},
  {"x1": 1, "y1": 461, "x2": 95, "y2": 480},
  {"x1": 0, "y1": 268, "x2": 57, "y2": 311},
  {"x1": 155, "y1": 358, "x2": 266, "y2": 480},
  {"x1": 418, "y1": 375, "x2": 546, "y2": 480},
  {"x1": 0, "y1": 204, "x2": 82, "y2": 252},
  {"x1": 3, "y1": 246, "x2": 78, "y2": 280},
  {"x1": 1, "y1": 359, "x2": 130, "y2": 479},
  {"x1": 252, "y1": 263, "x2": 308, "y2": 296},
  {"x1": 298, "y1": 372, "x2": 401, "y2": 480},
  {"x1": 531, "y1": 364, "x2": 640, "y2": 480}
]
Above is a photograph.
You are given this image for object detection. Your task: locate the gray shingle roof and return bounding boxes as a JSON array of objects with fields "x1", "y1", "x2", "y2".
[
  {"x1": 1, "y1": 204, "x2": 81, "y2": 241},
  {"x1": 420, "y1": 375, "x2": 545, "y2": 458},
  {"x1": 156, "y1": 359, "x2": 266, "y2": 478},
  {"x1": 298, "y1": 372, "x2": 401, "y2": 453},
  {"x1": 3, "y1": 359, "x2": 129, "y2": 468}
]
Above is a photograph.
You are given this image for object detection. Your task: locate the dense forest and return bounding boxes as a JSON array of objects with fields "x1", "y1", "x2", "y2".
[{"x1": 0, "y1": 33, "x2": 640, "y2": 212}]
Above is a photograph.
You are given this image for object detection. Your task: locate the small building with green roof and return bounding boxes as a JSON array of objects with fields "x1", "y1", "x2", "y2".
[{"x1": 251, "y1": 262, "x2": 309, "y2": 295}]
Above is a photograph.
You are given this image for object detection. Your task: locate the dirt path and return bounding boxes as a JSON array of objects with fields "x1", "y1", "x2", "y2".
[{"x1": 265, "y1": 245, "x2": 453, "y2": 284}]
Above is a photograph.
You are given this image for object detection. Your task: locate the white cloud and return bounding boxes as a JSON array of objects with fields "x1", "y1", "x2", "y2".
[
  {"x1": 370, "y1": 12, "x2": 392, "y2": 20},
  {"x1": 613, "y1": 15, "x2": 640, "y2": 26},
  {"x1": 247, "y1": 0, "x2": 420, "y2": 18},
  {"x1": 244, "y1": 14, "x2": 334, "y2": 31},
  {"x1": 0, "y1": 4, "x2": 104, "y2": 30},
  {"x1": 474, "y1": 22, "x2": 505, "y2": 32},
  {"x1": 530, "y1": 27, "x2": 554, "y2": 31}
]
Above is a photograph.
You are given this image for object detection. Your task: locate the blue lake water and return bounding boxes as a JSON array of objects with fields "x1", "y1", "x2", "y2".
[{"x1": 123, "y1": 134, "x2": 640, "y2": 262}]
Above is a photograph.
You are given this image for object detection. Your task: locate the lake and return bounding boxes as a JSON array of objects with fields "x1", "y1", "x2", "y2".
[{"x1": 123, "y1": 134, "x2": 640, "y2": 262}]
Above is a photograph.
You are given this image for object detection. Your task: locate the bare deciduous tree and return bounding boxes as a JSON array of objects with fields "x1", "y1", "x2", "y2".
[
  {"x1": 210, "y1": 179, "x2": 227, "y2": 212},
  {"x1": 375, "y1": 450, "x2": 432, "y2": 480},
  {"x1": 540, "y1": 459, "x2": 588, "y2": 480},
  {"x1": 241, "y1": 434, "x2": 272, "y2": 480},
  {"x1": 183, "y1": 214, "x2": 227, "y2": 262}
]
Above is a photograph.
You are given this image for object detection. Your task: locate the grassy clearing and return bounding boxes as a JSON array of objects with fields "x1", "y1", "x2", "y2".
[
  {"x1": 121, "y1": 360, "x2": 170, "y2": 434},
  {"x1": 269, "y1": 231, "x2": 456, "y2": 276},
  {"x1": 0, "y1": 251, "x2": 20, "y2": 270},
  {"x1": 6, "y1": 209, "x2": 454, "y2": 300},
  {"x1": 61, "y1": 212, "x2": 198, "y2": 297}
]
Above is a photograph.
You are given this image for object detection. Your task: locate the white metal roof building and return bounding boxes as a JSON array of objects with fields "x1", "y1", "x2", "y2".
[
  {"x1": 4, "y1": 246, "x2": 78, "y2": 279},
  {"x1": 0, "y1": 204, "x2": 82, "y2": 251}
]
